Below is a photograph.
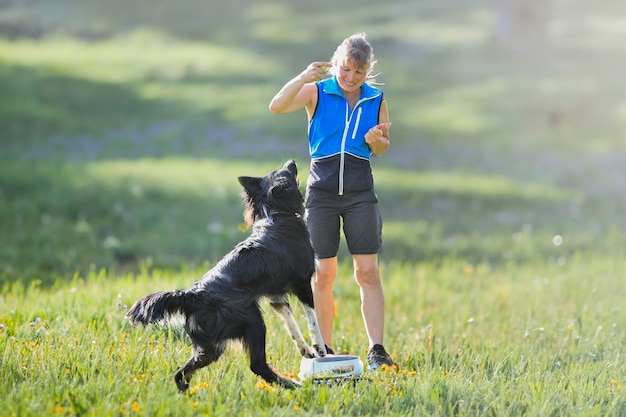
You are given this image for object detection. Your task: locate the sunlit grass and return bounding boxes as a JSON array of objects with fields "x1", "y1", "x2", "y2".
[
  {"x1": 3, "y1": 5, "x2": 625, "y2": 153},
  {"x1": 1, "y1": 256, "x2": 625, "y2": 416},
  {"x1": 0, "y1": 31, "x2": 277, "y2": 84},
  {"x1": 2, "y1": 155, "x2": 623, "y2": 285},
  {"x1": 0, "y1": 31, "x2": 280, "y2": 136},
  {"x1": 85, "y1": 158, "x2": 279, "y2": 193},
  {"x1": 375, "y1": 167, "x2": 574, "y2": 200}
]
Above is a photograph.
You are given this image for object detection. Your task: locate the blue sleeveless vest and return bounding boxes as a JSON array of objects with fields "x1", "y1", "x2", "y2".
[{"x1": 307, "y1": 76, "x2": 383, "y2": 195}]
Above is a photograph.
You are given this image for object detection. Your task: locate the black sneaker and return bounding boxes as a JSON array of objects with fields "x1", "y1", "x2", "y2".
[
  {"x1": 366, "y1": 344, "x2": 394, "y2": 370},
  {"x1": 324, "y1": 344, "x2": 335, "y2": 355}
]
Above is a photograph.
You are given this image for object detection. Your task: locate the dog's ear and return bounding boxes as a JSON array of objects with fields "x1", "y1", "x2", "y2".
[{"x1": 238, "y1": 176, "x2": 263, "y2": 196}]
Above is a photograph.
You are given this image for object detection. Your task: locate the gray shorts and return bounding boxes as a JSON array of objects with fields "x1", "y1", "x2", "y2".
[{"x1": 304, "y1": 188, "x2": 382, "y2": 259}]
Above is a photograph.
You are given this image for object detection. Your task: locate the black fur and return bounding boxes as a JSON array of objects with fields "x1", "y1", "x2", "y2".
[{"x1": 127, "y1": 160, "x2": 324, "y2": 391}]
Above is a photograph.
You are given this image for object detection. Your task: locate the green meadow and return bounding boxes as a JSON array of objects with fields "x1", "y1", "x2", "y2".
[{"x1": 1, "y1": 0, "x2": 626, "y2": 415}]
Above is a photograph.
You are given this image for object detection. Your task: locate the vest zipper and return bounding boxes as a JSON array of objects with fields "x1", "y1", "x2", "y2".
[
  {"x1": 351, "y1": 107, "x2": 362, "y2": 139},
  {"x1": 338, "y1": 104, "x2": 350, "y2": 196},
  {"x1": 339, "y1": 96, "x2": 377, "y2": 195}
]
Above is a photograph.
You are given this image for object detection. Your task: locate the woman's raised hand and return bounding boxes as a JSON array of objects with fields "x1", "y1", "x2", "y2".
[{"x1": 299, "y1": 61, "x2": 332, "y2": 83}]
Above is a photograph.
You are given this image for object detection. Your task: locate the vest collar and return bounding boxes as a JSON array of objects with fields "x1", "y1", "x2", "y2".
[{"x1": 322, "y1": 76, "x2": 381, "y2": 101}]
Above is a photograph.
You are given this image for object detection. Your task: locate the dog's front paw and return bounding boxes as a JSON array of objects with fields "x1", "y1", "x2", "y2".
[
  {"x1": 300, "y1": 344, "x2": 317, "y2": 358},
  {"x1": 313, "y1": 344, "x2": 328, "y2": 357}
]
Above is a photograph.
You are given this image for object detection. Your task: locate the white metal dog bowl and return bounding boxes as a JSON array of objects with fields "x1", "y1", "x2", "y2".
[{"x1": 299, "y1": 354, "x2": 364, "y2": 380}]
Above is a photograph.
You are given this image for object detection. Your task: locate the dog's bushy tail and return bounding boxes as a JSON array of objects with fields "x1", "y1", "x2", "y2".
[{"x1": 127, "y1": 290, "x2": 189, "y2": 325}]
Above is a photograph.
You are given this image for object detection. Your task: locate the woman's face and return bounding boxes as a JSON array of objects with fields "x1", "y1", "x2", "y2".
[{"x1": 335, "y1": 57, "x2": 368, "y2": 94}]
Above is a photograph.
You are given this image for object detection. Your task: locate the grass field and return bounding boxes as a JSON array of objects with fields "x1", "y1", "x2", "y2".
[
  {"x1": 1, "y1": 0, "x2": 626, "y2": 415},
  {"x1": 1, "y1": 256, "x2": 625, "y2": 416}
]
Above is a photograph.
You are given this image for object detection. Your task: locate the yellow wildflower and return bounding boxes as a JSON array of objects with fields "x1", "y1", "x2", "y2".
[
  {"x1": 256, "y1": 380, "x2": 274, "y2": 391},
  {"x1": 380, "y1": 364, "x2": 400, "y2": 373}
]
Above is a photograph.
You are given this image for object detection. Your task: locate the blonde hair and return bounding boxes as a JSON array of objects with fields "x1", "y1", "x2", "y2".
[{"x1": 330, "y1": 32, "x2": 379, "y2": 84}]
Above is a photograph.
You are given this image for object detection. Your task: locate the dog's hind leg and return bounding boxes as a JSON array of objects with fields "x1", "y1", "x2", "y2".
[
  {"x1": 243, "y1": 307, "x2": 298, "y2": 389},
  {"x1": 269, "y1": 295, "x2": 317, "y2": 358},
  {"x1": 174, "y1": 341, "x2": 225, "y2": 393}
]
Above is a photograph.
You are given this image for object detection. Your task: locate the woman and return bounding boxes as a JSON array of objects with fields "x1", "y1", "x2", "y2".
[{"x1": 269, "y1": 32, "x2": 393, "y2": 370}]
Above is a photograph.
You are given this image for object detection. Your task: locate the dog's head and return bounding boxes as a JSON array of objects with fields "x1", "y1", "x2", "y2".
[{"x1": 238, "y1": 160, "x2": 303, "y2": 225}]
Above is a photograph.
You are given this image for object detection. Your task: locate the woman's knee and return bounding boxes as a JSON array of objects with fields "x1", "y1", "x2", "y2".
[
  {"x1": 354, "y1": 267, "x2": 381, "y2": 287},
  {"x1": 353, "y1": 257, "x2": 381, "y2": 287},
  {"x1": 314, "y1": 258, "x2": 337, "y2": 287}
]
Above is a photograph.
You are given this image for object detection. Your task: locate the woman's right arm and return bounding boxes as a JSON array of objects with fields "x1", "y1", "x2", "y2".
[{"x1": 269, "y1": 61, "x2": 332, "y2": 115}]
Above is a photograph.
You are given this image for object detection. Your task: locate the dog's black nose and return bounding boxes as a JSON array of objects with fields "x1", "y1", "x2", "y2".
[{"x1": 283, "y1": 160, "x2": 297, "y2": 177}]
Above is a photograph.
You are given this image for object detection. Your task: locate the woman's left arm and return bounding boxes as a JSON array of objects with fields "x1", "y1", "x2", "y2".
[{"x1": 365, "y1": 98, "x2": 391, "y2": 156}]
